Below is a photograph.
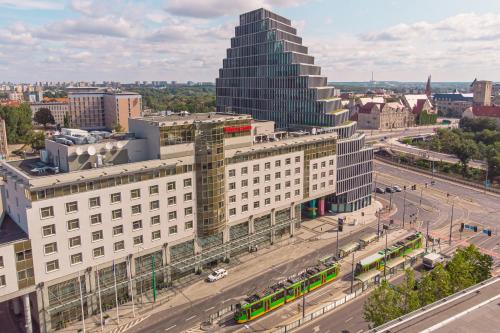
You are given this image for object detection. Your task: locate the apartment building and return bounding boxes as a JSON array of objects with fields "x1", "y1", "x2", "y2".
[
  {"x1": 30, "y1": 101, "x2": 69, "y2": 126},
  {"x1": 357, "y1": 102, "x2": 414, "y2": 130},
  {"x1": 433, "y1": 91, "x2": 473, "y2": 117},
  {"x1": 68, "y1": 87, "x2": 142, "y2": 131},
  {"x1": 0, "y1": 112, "x2": 344, "y2": 332}
]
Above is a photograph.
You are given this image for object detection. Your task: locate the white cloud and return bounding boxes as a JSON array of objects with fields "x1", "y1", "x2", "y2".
[
  {"x1": 166, "y1": 0, "x2": 308, "y2": 18},
  {"x1": 0, "y1": 0, "x2": 63, "y2": 10}
]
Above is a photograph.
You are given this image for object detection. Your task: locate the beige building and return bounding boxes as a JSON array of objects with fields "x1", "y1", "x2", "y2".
[
  {"x1": 30, "y1": 101, "x2": 69, "y2": 126},
  {"x1": 471, "y1": 79, "x2": 492, "y2": 106},
  {"x1": 357, "y1": 102, "x2": 413, "y2": 130},
  {"x1": 68, "y1": 87, "x2": 142, "y2": 131},
  {"x1": 0, "y1": 112, "x2": 368, "y2": 332}
]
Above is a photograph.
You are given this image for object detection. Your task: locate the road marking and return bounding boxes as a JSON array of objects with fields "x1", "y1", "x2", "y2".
[
  {"x1": 222, "y1": 298, "x2": 232, "y2": 303},
  {"x1": 165, "y1": 324, "x2": 176, "y2": 331},
  {"x1": 356, "y1": 329, "x2": 364, "y2": 333},
  {"x1": 185, "y1": 315, "x2": 197, "y2": 321},
  {"x1": 204, "y1": 306, "x2": 215, "y2": 312},
  {"x1": 345, "y1": 316, "x2": 353, "y2": 323}
]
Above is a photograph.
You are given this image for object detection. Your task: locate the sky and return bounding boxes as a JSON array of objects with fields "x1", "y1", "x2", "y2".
[{"x1": 1, "y1": 0, "x2": 500, "y2": 83}]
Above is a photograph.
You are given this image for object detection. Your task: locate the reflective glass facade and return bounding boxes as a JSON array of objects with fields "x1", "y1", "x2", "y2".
[{"x1": 216, "y1": 8, "x2": 348, "y2": 129}]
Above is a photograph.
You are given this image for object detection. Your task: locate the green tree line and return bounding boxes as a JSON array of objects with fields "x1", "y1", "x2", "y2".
[
  {"x1": 0, "y1": 103, "x2": 47, "y2": 151},
  {"x1": 130, "y1": 86, "x2": 216, "y2": 113},
  {"x1": 363, "y1": 245, "x2": 493, "y2": 328}
]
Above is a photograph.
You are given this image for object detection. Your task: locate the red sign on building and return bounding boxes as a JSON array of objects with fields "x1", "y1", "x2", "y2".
[{"x1": 223, "y1": 125, "x2": 251, "y2": 133}]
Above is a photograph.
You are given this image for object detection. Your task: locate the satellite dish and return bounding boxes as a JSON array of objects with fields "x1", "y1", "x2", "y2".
[
  {"x1": 76, "y1": 147, "x2": 84, "y2": 156},
  {"x1": 87, "y1": 146, "x2": 96, "y2": 156},
  {"x1": 105, "y1": 142, "x2": 113, "y2": 150}
]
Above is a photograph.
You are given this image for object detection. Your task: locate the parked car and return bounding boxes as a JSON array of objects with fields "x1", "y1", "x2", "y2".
[
  {"x1": 207, "y1": 268, "x2": 228, "y2": 282},
  {"x1": 393, "y1": 186, "x2": 402, "y2": 192},
  {"x1": 386, "y1": 186, "x2": 396, "y2": 193},
  {"x1": 375, "y1": 187, "x2": 385, "y2": 194}
]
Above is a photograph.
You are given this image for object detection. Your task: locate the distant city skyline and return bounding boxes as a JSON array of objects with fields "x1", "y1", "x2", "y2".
[{"x1": 0, "y1": 0, "x2": 500, "y2": 82}]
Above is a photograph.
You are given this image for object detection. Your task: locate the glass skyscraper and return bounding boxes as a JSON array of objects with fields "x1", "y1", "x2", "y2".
[{"x1": 216, "y1": 8, "x2": 373, "y2": 212}]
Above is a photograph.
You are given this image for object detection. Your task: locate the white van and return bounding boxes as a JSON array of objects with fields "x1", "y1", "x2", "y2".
[{"x1": 423, "y1": 253, "x2": 444, "y2": 269}]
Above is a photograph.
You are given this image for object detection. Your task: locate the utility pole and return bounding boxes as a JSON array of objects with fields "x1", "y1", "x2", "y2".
[
  {"x1": 402, "y1": 188, "x2": 407, "y2": 228},
  {"x1": 389, "y1": 192, "x2": 393, "y2": 212},
  {"x1": 448, "y1": 201, "x2": 455, "y2": 245},
  {"x1": 383, "y1": 225, "x2": 389, "y2": 278},
  {"x1": 377, "y1": 209, "x2": 381, "y2": 240},
  {"x1": 425, "y1": 220, "x2": 430, "y2": 253},
  {"x1": 351, "y1": 250, "x2": 355, "y2": 293}
]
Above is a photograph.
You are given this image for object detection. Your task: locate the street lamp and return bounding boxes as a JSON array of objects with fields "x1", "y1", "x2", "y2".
[
  {"x1": 383, "y1": 225, "x2": 389, "y2": 278},
  {"x1": 402, "y1": 187, "x2": 407, "y2": 228},
  {"x1": 377, "y1": 209, "x2": 381, "y2": 240},
  {"x1": 448, "y1": 200, "x2": 455, "y2": 245}
]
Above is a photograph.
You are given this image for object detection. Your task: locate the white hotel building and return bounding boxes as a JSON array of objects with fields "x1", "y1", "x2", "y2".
[{"x1": 0, "y1": 112, "x2": 371, "y2": 332}]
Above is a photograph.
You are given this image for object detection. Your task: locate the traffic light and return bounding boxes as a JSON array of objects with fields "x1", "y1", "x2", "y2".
[{"x1": 460, "y1": 223, "x2": 464, "y2": 232}]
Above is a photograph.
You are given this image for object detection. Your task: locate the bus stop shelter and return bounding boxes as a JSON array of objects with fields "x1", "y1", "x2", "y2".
[
  {"x1": 356, "y1": 270, "x2": 381, "y2": 291},
  {"x1": 338, "y1": 241, "x2": 359, "y2": 258},
  {"x1": 385, "y1": 256, "x2": 406, "y2": 275},
  {"x1": 405, "y1": 248, "x2": 425, "y2": 266}
]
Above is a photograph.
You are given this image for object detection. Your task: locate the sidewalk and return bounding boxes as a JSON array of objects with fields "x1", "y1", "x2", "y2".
[{"x1": 61, "y1": 200, "x2": 393, "y2": 333}]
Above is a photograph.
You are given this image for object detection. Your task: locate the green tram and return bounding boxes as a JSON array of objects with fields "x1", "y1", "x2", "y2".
[
  {"x1": 355, "y1": 232, "x2": 423, "y2": 276},
  {"x1": 234, "y1": 257, "x2": 340, "y2": 323}
]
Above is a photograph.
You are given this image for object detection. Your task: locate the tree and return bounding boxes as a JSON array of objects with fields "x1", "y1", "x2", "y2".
[
  {"x1": 29, "y1": 131, "x2": 45, "y2": 150},
  {"x1": 0, "y1": 103, "x2": 33, "y2": 143},
  {"x1": 484, "y1": 146, "x2": 500, "y2": 182},
  {"x1": 34, "y1": 108, "x2": 55, "y2": 128},
  {"x1": 396, "y1": 269, "x2": 420, "y2": 313},
  {"x1": 460, "y1": 117, "x2": 497, "y2": 132},
  {"x1": 63, "y1": 113, "x2": 71, "y2": 128},
  {"x1": 363, "y1": 280, "x2": 403, "y2": 327},
  {"x1": 112, "y1": 122, "x2": 124, "y2": 133},
  {"x1": 451, "y1": 139, "x2": 478, "y2": 176},
  {"x1": 457, "y1": 245, "x2": 494, "y2": 283},
  {"x1": 446, "y1": 250, "x2": 475, "y2": 293}
]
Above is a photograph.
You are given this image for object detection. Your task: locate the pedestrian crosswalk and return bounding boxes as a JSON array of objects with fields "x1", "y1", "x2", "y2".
[{"x1": 109, "y1": 314, "x2": 151, "y2": 333}]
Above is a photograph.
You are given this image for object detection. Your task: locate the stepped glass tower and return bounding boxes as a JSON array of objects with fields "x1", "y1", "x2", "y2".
[{"x1": 216, "y1": 8, "x2": 348, "y2": 129}]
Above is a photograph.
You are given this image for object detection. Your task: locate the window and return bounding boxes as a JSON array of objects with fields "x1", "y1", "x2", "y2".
[
  {"x1": 151, "y1": 215, "x2": 160, "y2": 225},
  {"x1": 285, "y1": 181, "x2": 291, "y2": 188},
  {"x1": 0, "y1": 275, "x2": 6, "y2": 287},
  {"x1": 321, "y1": 161, "x2": 326, "y2": 168},
  {"x1": 131, "y1": 204, "x2": 142, "y2": 215},
  {"x1": 46, "y1": 260, "x2": 59, "y2": 272},
  {"x1": 313, "y1": 163, "x2": 318, "y2": 170},
  {"x1": 228, "y1": 169, "x2": 236, "y2": 177},
  {"x1": 150, "y1": 200, "x2": 160, "y2": 210},
  {"x1": 112, "y1": 209, "x2": 122, "y2": 220},
  {"x1": 275, "y1": 160, "x2": 281, "y2": 167},
  {"x1": 312, "y1": 184, "x2": 318, "y2": 191},
  {"x1": 168, "y1": 211, "x2": 177, "y2": 220},
  {"x1": 295, "y1": 156, "x2": 301, "y2": 163},
  {"x1": 265, "y1": 174, "x2": 271, "y2": 182},
  {"x1": 110, "y1": 192, "x2": 121, "y2": 204},
  {"x1": 44, "y1": 242, "x2": 58, "y2": 255},
  {"x1": 132, "y1": 220, "x2": 143, "y2": 230},
  {"x1": 253, "y1": 189, "x2": 260, "y2": 196},
  {"x1": 241, "y1": 204, "x2": 248, "y2": 212},
  {"x1": 295, "y1": 167, "x2": 301, "y2": 174},
  {"x1": 40, "y1": 206, "x2": 54, "y2": 219},
  {"x1": 285, "y1": 169, "x2": 291, "y2": 176},
  {"x1": 229, "y1": 195, "x2": 236, "y2": 203},
  {"x1": 92, "y1": 230, "x2": 103, "y2": 242},
  {"x1": 65, "y1": 201, "x2": 78, "y2": 213},
  {"x1": 183, "y1": 207, "x2": 192, "y2": 216},
  {"x1": 87, "y1": 197, "x2": 100, "y2": 209},
  {"x1": 70, "y1": 253, "x2": 83, "y2": 265},
  {"x1": 329, "y1": 179, "x2": 334, "y2": 185},
  {"x1": 42, "y1": 224, "x2": 56, "y2": 237},
  {"x1": 130, "y1": 189, "x2": 141, "y2": 199},
  {"x1": 285, "y1": 192, "x2": 291, "y2": 199},
  {"x1": 66, "y1": 234, "x2": 82, "y2": 249},
  {"x1": 264, "y1": 162, "x2": 271, "y2": 170},
  {"x1": 241, "y1": 179, "x2": 248, "y2": 187},
  {"x1": 93, "y1": 246, "x2": 104, "y2": 258},
  {"x1": 275, "y1": 195, "x2": 281, "y2": 202},
  {"x1": 229, "y1": 208, "x2": 236, "y2": 216},
  {"x1": 184, "y1": 178, "x2": 192, "y2": 187},
  {"x1": 0, "y1": 256, "x2": 3, "y2": 268},
  {"x1": 329, "y1": 170, "x2": 334, "y2": 176},
  {"x1": 265, "y1": 198, "x2": 271, "y2": 205},
  {"x1": 167, "y1": 181, "x2": 176, "y2": 191},
  {"x1": 265, "y1": 186, "x2": 271, "y2": 194},
  {"x1": 168, "y1": 196, "x2": 176, "y2": 205},
  {"x1": 241, "y1": 192, "x2": 248, "y2": 200},
  {"x1": 313, "y1": 174, "x2": 318, "y2": 180},
  {"x1": 114, "y1": 241, "x2": 125, "y2": 252},
  {"x1": 185, "y1": 221, "x2": 193, "y2": 230},
  {"x1": 329, "y1": 159, "x2": 334, "y2": 166},
  {"x1": 67, "y1": 219, "x2": 80, "y2": 231},
  {"x1": 253, "y1": 177, "x2": 260, "y2": 184},
  {"x1": 90, "y1": 214, "x2": 102, "y2": 225},
  {"x1": 184, "y1": 193, "x2": 193, "y2": 201},
  {"x1": 285, "y1": 158, "x2": 291, "y2": 165},
  {"x1": 169, "y1": 226, "x2": 178, "y2": 235},
  {"x1": 321, "y1": 172, "x2": 326, "y2": 178},
  {"x1": 254, "y1": 201, "x2": 260, "y2": 209},
  {"x1": 295, "y1": 189, "x2": 301, "y2": 196},
  {"x1": 295, "y1": 178, "x2": 301, "y2": 185},
  {"x1": 275, "y1": 184, "x2": 281, "y2": 190},
  {"x1": 16, "y1": 250, "x2": 32, "y2": 262},
  {"x1": 152, "y1": 230, "x2": 161, "y2": 241},
  {"x1": 275, "y1": 172, "x2": 281, "y2": 179},
  {"x1": 253, "y1": 164, "x2": 259, "y2": 172},
  {"x1": 229, "y1": 182, "x2": 236, "y2": 190},
  {"x1": 241, "y1": 167, "x2": 248, "y2": 175},
  {"x1": 113, "y1": 225, "x2": 123, "y2": 236},
  {"x1": 149, "y1": 185, "x2": 159, "y2": 195}
]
